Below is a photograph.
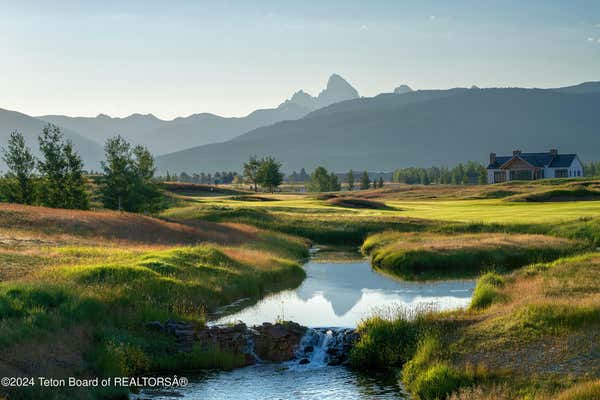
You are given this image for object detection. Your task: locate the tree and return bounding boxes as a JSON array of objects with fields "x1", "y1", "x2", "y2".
[
  {"x1": 243, "y1": 155, "x2": 261, "y2": 191},
  {"x1": 101, "y1": 136, "x2": 132, "y2": 211},
  {"x1": 0, "y1": 131, "x2": 36, "y2": 204},
  {"x1": 101, "y1": 137, "x2": 162, "y2": 213},
  {"x1": 132, "y1": 144, "x2": 162, "y2": 211},
  {"x1": 63, "y1": 141, "x2": 89, "y2": 209},
  {"x1": 308, "y1": 166, "x2": 332, "y2": 192},
  {"x1": 360, "y1": 171, "x2": 371, "y2": 190},
  {"x1": 329, "y1": 172, "x2": 341, "y2": 191},
  {"x1": 378, "y1": 176, "x2": 384, "y2": 188},
  {"x1": 38, "y1": 124, "x2": 68, "y2": 207},
  {"x1": 256, "y1": 156, "x2": 283, "y2": 193},
  {"x1": 299, "y1": 168, "x2": 308, "y2": 182},
  {"x1": 347, "y1": 169, "x2": 355, "y2": 191}
]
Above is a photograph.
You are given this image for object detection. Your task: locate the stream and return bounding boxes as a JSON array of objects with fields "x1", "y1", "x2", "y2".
[{"x1": 137, "y1": 250, "x2": 475, "y2": 399}]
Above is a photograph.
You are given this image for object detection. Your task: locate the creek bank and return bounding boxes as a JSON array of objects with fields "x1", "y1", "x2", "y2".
[{"x1": 145, "y1": 320, "x2": 358, "y2": 367}]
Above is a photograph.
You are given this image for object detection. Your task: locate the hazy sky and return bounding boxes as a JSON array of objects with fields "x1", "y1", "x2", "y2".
[{"x1": 1, "y1": 0, "x2": 599, "y2": 119}]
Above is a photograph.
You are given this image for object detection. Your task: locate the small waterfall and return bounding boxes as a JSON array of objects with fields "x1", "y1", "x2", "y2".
[
  {"x1": 244, "y1": 328, "x2": 261, "y2": 363},
  {"x1": 292, "y1": 327, "x2": 358, "y2": 367}
]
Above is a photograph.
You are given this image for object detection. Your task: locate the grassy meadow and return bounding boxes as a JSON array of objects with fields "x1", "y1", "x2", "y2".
[
  {"x1": 362, "y1": 231, "x2": 586, "y2": 280},
  {"x1": 0, "y1": 203, "x2": 308, "y2": 399},
  {"x1": 1, "y1": 178, "x2": 599, "y2": 399},
  {"x1": 349, "y1": 253, "x2": 600, "y2": 400}
]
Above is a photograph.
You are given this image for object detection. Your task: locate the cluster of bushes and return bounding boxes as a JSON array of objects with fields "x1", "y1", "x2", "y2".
[
  {"x1": 0, "y1": 126, "x2": 89, "y2": 209},
  {"x1": 392, "y1": 161, "x2": 486, "y2": 185},
  {"x1": 1, "y1": 125, "x2": 164, "y2": 213}
]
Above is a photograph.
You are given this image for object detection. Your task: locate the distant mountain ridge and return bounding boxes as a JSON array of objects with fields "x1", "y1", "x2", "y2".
[
  {"x1": 0, "y1": 108, "x2": 104, "y2": 170},
  {"x1": 2, "y1": 78, "x2": 600, "y2": 173},
  {"x1": 155, "y1": 84, "x2": 600, "y2": 174},
  {"x1": 38, "y1": 74, "x2": 359, "y2": 155}
]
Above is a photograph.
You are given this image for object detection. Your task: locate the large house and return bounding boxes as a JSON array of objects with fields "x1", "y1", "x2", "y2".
[{"x1": 487, "y1": 149, "x2": 583, "y2": 184}]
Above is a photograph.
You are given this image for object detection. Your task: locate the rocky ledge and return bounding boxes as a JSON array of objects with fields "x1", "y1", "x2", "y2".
[{"x1": 145, "y1": 320, "x2": 358, "y2": 367}]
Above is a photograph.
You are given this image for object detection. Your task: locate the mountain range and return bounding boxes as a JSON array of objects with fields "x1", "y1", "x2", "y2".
[
  {"x1": 1, "y1": 77, "x2": 600, "y2": 174},
  {"x1": 37, "y1": 74, "x2": 360, "y2": 155},
  {"x1": 155, "y1": 83, "x2": 600, "y2": 173},
  {"x1": 0, "y1": 108, "x2": 104, "y2": 170}
]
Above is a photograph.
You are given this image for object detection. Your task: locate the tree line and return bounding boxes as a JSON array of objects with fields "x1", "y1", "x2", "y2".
[
  {"x1": 240, "y1": 157, "x2": 386, "y2": 193},
  {"x1": 583, "y1": 161, "x2": 600, "y2": 177},
  {"x1": 161, "y1": 171, "x2": 239, "y2": 185},
  {"x1": 1, "y1": 125, "x2": 161, "y2": 213},
  {"x1": 392, "y1": 161, "x2": 487, "y2": 185}
]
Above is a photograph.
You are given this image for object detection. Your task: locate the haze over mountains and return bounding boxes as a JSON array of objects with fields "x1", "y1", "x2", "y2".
[
  {"x1": 38, "y1": 74, "x2": 360, "y2": 155},
  {"x1": 0, "y1": 108, "x2": 104, "y2": 170},
  {"x1": 155, "y1": 82, "x2": 600, "y2": 174},
  {"x1": 1, "y1": 76, "x2": 600, "y2": 174}
]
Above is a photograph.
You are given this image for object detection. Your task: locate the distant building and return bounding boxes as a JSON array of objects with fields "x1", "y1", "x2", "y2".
[{"x1": 487, "y1": 149, "x2": 583, "y2": 184}]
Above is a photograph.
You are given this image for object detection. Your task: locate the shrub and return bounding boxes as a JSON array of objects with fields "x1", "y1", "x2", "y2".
[
  {"x1": 402, "y1": 335, "x2": 444, "y2": 386},
  {"x1": 349, "y1": 313, "x2": 420, "y2": 368},
  {"x1": 470, "y1": 272, "x2": 505, "y2": 310},
  {"x1": 411, "y1": 362, "x2": 473, "y2": 400},
  {"x1": 92, "y1": 340, "x2": 150, "y2": 377}
]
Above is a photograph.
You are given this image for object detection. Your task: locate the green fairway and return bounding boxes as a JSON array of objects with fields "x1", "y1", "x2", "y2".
[{"x1": 386, "y1": 199, "x2": 600, "y2": 223}]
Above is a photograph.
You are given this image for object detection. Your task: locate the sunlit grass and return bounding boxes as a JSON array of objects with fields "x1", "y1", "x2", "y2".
[{"x1": 362, "y1": 231, "x2": 584, "y2": 280}]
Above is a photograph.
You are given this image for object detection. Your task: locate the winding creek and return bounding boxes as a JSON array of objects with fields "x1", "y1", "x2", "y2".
[{"x1": 138, "y1": 250, "x2": 475, "y2": 400}]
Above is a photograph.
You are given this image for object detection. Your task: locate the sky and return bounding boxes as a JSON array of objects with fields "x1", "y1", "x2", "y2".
[{"x1": 1, "y1": 0, "x2": 599, "y2": 120}]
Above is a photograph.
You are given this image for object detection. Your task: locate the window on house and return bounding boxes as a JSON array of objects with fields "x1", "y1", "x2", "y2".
[
  {"x1": 555, "y1": 169, "x2": 568, "y2": 178},
  {"x1": 493, "y1": 171, "x2": 506, "y2": 183},
  {"x1": 510, "y1": 170, "x2": 533, "y2": 180}
]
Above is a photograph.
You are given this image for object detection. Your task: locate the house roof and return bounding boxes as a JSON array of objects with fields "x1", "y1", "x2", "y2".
[{"x1": 487, "y1": 152, "x2": 577, "y2": 169}]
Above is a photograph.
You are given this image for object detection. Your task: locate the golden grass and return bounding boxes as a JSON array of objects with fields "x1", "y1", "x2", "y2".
[
  {"x1": 353, "y1": 253, "x2": 600, "y2": 399},
  {"x1": 552, "y1": 379, "x2": 600, "y2": 400},
  {"x1": 453, "y1": 255, "x2": 600, "y2": 387},
  {"x1": 365, "y1": 232, "x2": 574, "y2": 253},
  {"x1": 447, "y1": 385, "x2": 510, "y2": 400},
  {"x1": 362, "y1": 231, "x2": 583, "y2": 280},
  {"x1": 0, "y1": 202, "x2": 259, "y2": 247}
]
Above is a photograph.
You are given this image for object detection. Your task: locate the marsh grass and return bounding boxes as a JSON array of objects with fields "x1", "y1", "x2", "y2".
[
  {"x1": 353, "y1": 253, "x2": 600, "y2": 399},
  {"x1": 362, "y1": 232, "x2": 585, "y2": 280},
  {"x1": 0, "y1": 240, "x2": 307, "y2": 397},
  {"x1": 552, "y1": 379, "x2": 600, "y2": 400},
  {"x1": 470, "y1": 272, "x2": 505, "y2": 310}
]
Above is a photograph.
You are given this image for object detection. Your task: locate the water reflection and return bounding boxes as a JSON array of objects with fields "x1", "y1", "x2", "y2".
[
  {"x1": 214, "y1": 260, "x2": 475, "y2": 327},
  {"x1": 139, "y1": 364, "x2": 405, "y2": 400}
]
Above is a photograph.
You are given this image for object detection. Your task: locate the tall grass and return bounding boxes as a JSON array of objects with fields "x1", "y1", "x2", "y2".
[
  {"x1": 363, "y1": 232, "x2": 585, "y2": 280},
  {"x1": 0, "y1": 242, "x2": 307, "y2": 395},
  {"x1": 470, "y1": 272, "x2": 505, "y2": 310},
  {"x1": 352, "y1": 253, "x2": 600, "y2": 399}
]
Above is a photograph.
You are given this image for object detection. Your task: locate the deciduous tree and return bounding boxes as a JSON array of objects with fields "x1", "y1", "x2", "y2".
[{"x1": 0, "y1": 131, "x2": 36, "y2": 204}]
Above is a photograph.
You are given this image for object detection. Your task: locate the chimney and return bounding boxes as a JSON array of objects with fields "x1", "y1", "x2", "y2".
[
  {"x1": 513, "y1": 149, "x2": 522, "y2": 156},
  {"x1": 489, "y1": 153, "x2": 496, "y2": 164},
  {"x1": 549, "y1": 149, "x2": 558, "y2": 156}
]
